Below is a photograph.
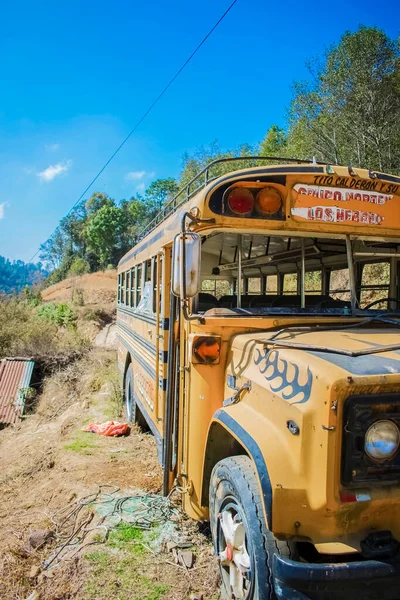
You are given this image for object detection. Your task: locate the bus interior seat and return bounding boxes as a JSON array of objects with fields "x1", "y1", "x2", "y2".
[
  {"x1": 319, "y1": 298, "x2": 351, "y2": 308},
  {"x1": 200, "y1": 293, "x2": 352, "y2": 311},
  {"x1": 239, "y1": 295, "x2": 253, "y2": 308},
  {"x1": 198, "y1": 293, "x2": 220, "y2": 311},
  {"x1": 270, "y1": 295, "x2": 301, "y2": 307},
  {"x1": 305, "y1": 294, "x2": 331, "y2": 306},
  {"x1": 249, "y1": 295, "x2": 278, "y2": 307},
  {"x1": 219, "y1": 295, "x2": 237, "y2": 308},
  {"x1": 219, "y1": 295, "x2": 255, "y2": 308}
]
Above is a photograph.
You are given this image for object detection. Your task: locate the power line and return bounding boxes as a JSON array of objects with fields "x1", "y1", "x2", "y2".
[{"x1": 29, "y1": 0, "x2": 238, "y2": 263}]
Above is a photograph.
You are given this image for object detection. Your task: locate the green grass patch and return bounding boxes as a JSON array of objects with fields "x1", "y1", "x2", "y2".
[
  {"x1": 63, "y1": 431, "x2": 97, "y2": 455},
  {"x1": 82, "y1": 524, "x2": 168, "y2": 600},
  {"x1": 86, "y1": 550, "x2": 109, "y2": 565},
  {"x1": 108, "y1": 523, "x2": 145, "y2": 555}
]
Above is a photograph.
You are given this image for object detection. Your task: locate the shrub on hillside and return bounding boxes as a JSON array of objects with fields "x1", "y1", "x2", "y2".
[
  {"x1": 0, "y1": 297, "x2": 89, "y2": 365},
  {"x1": 37, "y1": 302, "x2": 76, "y2": 328},
  {"x1": 68, "y1": 258, "x2": 90, "y2": 277},
  {"x1": 46, "y1": 267, "x2": 68, "y2": 286},
  {"x1": 23, "y1": 285, "x2": 43, "y2": 307}
]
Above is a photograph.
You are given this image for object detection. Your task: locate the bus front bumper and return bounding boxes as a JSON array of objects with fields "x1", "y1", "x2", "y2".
[{"x1": 273, "y1": 553, "x2": 400, "y2": 600}]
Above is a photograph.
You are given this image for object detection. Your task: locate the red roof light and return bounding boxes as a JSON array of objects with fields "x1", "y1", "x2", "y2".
[{"x1": 227, "y1": 188, "x2": 254, "y2": 216}]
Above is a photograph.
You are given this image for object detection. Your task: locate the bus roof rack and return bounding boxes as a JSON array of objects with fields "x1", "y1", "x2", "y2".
[{"x1": 138, "y1": 155, "x2": 315, "y2": 240}]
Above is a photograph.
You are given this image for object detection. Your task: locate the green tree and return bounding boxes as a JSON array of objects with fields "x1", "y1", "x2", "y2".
[
  {"x1": 86, "y1": 204, "x2": 125, "y2": 267},
  {"x1": 139, "y1": 178, "x2": 179, "y2": 228},
  {"x1": 178, "y1": 141, "x2": 259, "y2": 192},
  {"x1": 144, "y1": 178, "x2": 179, "y2": 211},
  {"x1": 259, "y1": 125, "x2": 287, "y2": 157},
  {"x1": 68, "y1": 257, "x2": 90, "y2": 276},
  {"x1": 85, "y1": 192, "x2": 113, "y2": 214},
  {"x1": 39, "y1": 228, "x2": 67, "y2": 269},
  {"x1": 287, "y1": 26, "x2": 400, "y2": 171}
]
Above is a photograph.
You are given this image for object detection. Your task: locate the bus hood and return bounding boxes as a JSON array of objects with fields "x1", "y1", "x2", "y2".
[{"x1": 230, "y1": 327, "x2": 400, "y2": 403}]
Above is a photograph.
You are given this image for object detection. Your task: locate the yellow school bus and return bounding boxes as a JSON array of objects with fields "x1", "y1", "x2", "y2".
[{"x1": 117, "y1": 157, "x2": 400, "y2": 600}]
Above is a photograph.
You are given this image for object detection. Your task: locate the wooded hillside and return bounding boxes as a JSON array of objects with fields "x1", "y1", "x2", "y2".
[{"x1": 0, "y1": 256, "x2": 48, "y2": 294}]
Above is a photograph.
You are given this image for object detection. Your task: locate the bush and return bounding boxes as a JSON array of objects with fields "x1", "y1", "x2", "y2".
[
  {"x1": 46, "y1": 267, "x2": 68, "y2": 286},
  {"x1": 23, "y1": 285, "x2": 42, "y2": 307},
  {"x1": 37, "y1": 302, "x2": 76, "y2": 328},
  {"x1": 73, "y1": 287, "x2": 85, "y2": 306},
  {"x1": 68, "y1": 258, "x2": 90, "y2": 277},
  {"x1": 0, "y1": 297, "x2": 89, "y2": 365}
]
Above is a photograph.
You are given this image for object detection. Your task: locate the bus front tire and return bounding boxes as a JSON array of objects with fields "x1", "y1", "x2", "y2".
[{"x1": 209, "y1": 456, "x2": 292, "y2": 600}]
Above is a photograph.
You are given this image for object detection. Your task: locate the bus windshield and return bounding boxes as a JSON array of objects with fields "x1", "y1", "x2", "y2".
[{"x1": 197, "y1": 231, "x2": 400, "y2": 315}]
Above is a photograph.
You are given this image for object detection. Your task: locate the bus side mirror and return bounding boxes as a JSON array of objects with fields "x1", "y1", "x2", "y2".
[{"x1": 172, "y1": 232, "x2": 201, "y2": 298}]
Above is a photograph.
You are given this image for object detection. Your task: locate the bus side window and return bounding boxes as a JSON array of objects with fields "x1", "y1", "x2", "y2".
[
  {"x1": 137, "y1": 265, "x2": 142, "y2": 304},
  {"x1": 266, "y1": 274, "x2": 278, "y2": 295},
  {"x1": 330, "y1": 269, "x2": 350, "y2": 302},
  {"x1": 136, "y1": 280, "x2": 153, "y2": 314},
  {"x1": 152, "y1": 257, "x2": 157, "y2": 313},
  {"x1": 121, "y1": 272, "x2": 126, "y2": 305},
  {"x1": 283, "y1": 273, "x2": 297, "y2": 295},
  {"x1": 118, "y1": 273, "x2": 121, "y2": 304},
  {"x1": 305, "y1": 271, "x2": 322, "y2": 295},
  {"x1": 125, "y1": 269, "x2": 130, "y2": 306},
  {"x1": 360, "y1": 262, "x2": 390, "y2": 308},
  {"x1": 216, "y1": 280, "x2": 230, "y2": 299},
  {"x1": 145, "y1": 260, "x2": 151, "y2": 285},
  {"x1": 201, "y1": 279, "x2": 230, "y2": 299},
  {"x1": 130, "y1": 268, "x2": 136, "y2": 307},
  {"x1": 201, "y1": 279, "x2": 217, "y2": 296},
  {"x1": 247, "y1": 277, "x2": 261, "y2": 295}
]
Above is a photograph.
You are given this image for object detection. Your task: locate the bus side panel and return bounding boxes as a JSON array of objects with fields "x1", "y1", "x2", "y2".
[{"x1": 117, "y1": 309, "x2": 162, "y2": 437}]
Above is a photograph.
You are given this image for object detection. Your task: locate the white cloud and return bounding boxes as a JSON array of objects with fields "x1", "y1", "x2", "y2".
[
  {"x1": 0, "y1": 203, "x2": 5, "y2": 219},
  {"x1": 136, "y1": 182, "x2": 146, "y2": 192},
  {"x1": 45, "y1": 143, "x2": 60, "y2": 152},
  {"x1": 37, "y1": 160, "x2": 72, "y2": 182},
  {"x1": 124, "y1": 170, "x2": 155, "y2": 181},
  {"x1": 23, "y1": 167, "x2": 34, "y2": 175},
  {"x1": 125, "y1": 170, "x2": 146, "y2": 181}
]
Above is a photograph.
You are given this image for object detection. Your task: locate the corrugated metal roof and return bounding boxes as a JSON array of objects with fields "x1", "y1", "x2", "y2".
[{"x1": 0, "y1": 359, "x2": 35, "y2": 424}]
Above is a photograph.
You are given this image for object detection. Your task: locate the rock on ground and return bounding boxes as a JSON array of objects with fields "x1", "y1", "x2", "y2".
[{"x1": 95, "y1": 323, "x2": 117, "y2": 348}]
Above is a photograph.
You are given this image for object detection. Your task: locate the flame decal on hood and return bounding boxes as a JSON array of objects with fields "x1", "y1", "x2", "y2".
[{"x1": 254, "y1": 348, "x2": 313, "y2": 404}]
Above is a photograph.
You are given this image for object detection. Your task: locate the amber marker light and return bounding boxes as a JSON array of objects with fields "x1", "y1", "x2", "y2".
[
  {"x1": 255, "y1": 186, "x2": 282, "y2": 215},
  {"x1": 192, "y1": 335, "x2": 221, "y2": 364},
  {"x1": 227, "y1": 187, "x2": 254, "y2": 216}
]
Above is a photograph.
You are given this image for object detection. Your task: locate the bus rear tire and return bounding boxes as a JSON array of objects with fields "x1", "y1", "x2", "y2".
[
  {"x1": 124, "y1": 364, "x2": 136, "y2": 423},
  {"x1": 210, "y1": 456, "x2": 292, "y2": 600},
  {"x1": 124, "y1": 364, "x2": 147, "y2": 430}
]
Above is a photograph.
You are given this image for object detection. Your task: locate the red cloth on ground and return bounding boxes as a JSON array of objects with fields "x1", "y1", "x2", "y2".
[{"x1": 82, "y1": 421, "x2": 130, "y2": 436}]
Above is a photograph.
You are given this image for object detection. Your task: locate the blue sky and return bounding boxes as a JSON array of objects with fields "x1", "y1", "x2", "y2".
[{"x1": 0, "y1": 0, "x2": 398, "y2": 261}]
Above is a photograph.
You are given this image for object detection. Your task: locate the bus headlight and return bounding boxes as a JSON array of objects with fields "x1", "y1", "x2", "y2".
[{"x1": 365, "y1": 420, "x2": 400, "y2": 462}]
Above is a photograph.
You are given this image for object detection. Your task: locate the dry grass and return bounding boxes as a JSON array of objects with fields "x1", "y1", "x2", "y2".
[{"x1": 41, "y1": 271, "x2": 117, "y2": 309}]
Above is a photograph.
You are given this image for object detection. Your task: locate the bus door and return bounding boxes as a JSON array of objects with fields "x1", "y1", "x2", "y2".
[{"x1": 162, "y1": 245, "x2": 183, "y2": 494}]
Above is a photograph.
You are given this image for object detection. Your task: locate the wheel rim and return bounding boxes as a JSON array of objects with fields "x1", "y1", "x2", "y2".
[
  {"x1": 125, "y1": 378, "x2": 132, "y2": 422},
  {"x1": 217, "y1": 500, "x2": 252, "y2": 599}
]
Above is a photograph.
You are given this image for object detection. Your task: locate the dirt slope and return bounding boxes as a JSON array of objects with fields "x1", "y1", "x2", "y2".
[
  {"x1": 42, "y1": 271, "x2": 117, "y2": 308},
  {"x1": 0, "y1": 349, "x2": 218, "y2": 600}
]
